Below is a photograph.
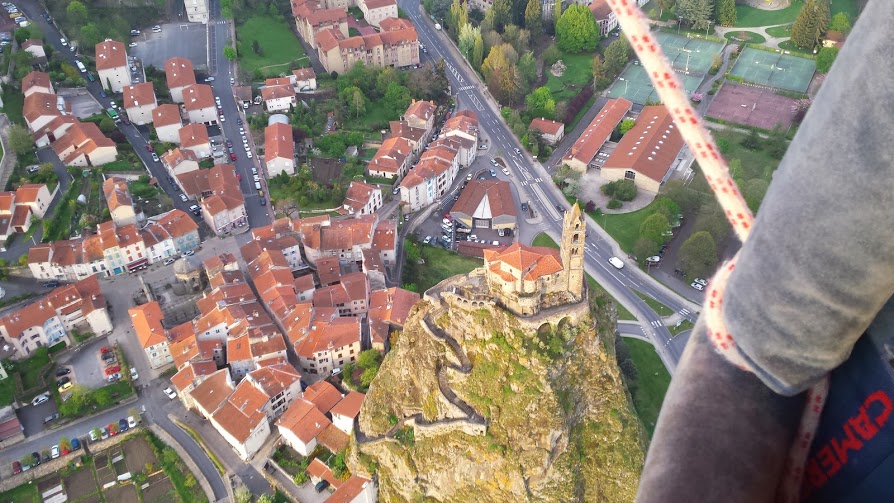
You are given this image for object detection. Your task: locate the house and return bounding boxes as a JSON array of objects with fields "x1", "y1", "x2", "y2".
[
  {"x1": 367, "y1": 136, "x2": 413, "y2": 180},
  {"x1": 31, "y1": 115, "x2": 78, "y2": 149},
  {"x1": 564, "y1": 97, "x2": 632, "y2": 172},
  {"x1": 0, "y1": 275, "x2": 112, "y2": 358},
  {"x1": 529, "y1": 117, "x2": 565, "y2": 145},
  {"x1": 130, "y1": 301, "x2": 173, "y2": 369},
  {"x1": 304, "y1": 380, "x2": 343, "y2": 414},
  {"x1": 179, "y1": 123, "x2": 212, "y2": 159},
  {"x1": 22, "y1": 70, "x2": 52, "y2": 98},
  {"x1": 326, "y1": 476, "x2": 377, "y2": 503},
  {"x1": 370, "y1": 219, "x2": 397, "y2": 266},
  {"x1": 0, "y1": 406, "x2": 25, "y2": 449},
  {"x1": 163, "y1": 148, "x2": 201, "y2": 179},
  {"x1": 182, "y1": 84, "x2": 217, "y2": 125},
  {"x1": 306, "y1": 459, "x2": 343, "y2": 490},
  {"x1": 295, "y1": 317, "x2": 362, "y2": 375},
  {"x1": 358, "y1": 0, "x2": 397, "y2": 28},
  {"x1": 297, "y1": 214, "x2": 377, "y2": 266},
  {"x1": 315, "y1": 23, "x2": 419, "y2": 74},
  {"x1": 96, "y1": 221, "x2": 150, "y2": 274},
  {"x1": 142, "y1": 209, "x2": 200, "y2": 262},
  {"x1": 589, "y1": 0, "x2": 618, "y2": 37},
  {"x1": 21, "y1": 40, "x2": 47, "y2": 65},
  {"x1": 330, "y1": 391, "x2": 365, "y2": 434},
  {"x1": 102, "y1": 177, "x2": 136, "y2": 227},
  {"x1": 170, "y1": 361, "x2": 220, "y2": 410},
  {"x1": 404, "y1": 99, "x2": 436, "y2": 130},
  {"x1": 601, "y1": 105, "x2": 686, "y2": 193},
  {"x1": 23, "y1": 92, "x2": 68, "y2": 133},
  {"x1": 165, "y1": 57, "x2": 196, "y2": 103},
  {"x1": 185, "y1": 0, "x2": 210, "y2": 24},
  {"x1": 261, "y1": 82, "x2": 296, "y2": 113},
  {"x1": 264, "y1": 122, "x2": 295, "y2": 176},
  {"x1": 51, "y1": 121, "x2": 118, "y2": 167},
  {"x1": 13, "y1": 183, "x2": 55, "y2": 219},
  {"x1": 233, "y1": 86, "x2": 253, "y2": 108},
  {"x1": 482, "y1": 205, "x2": 585, "y2": 317},
  {"x1": 291, "y1": 67, "x2": 317, "y2": 92},
  {"x1": 198, "y1": 164, "x2": 247, "y2": 235},
  {"x1": 209, "y1": 377, "x2": 271, "y2": 460},
  {"x1": 188, "y1": 367, "x2": 234, "y2": 417},
  {"x1": 388, "y1": 120, "x2": 428, "y2": 154},
  {"x1": 450, "y1": 180, "x2": 517, "y2": 232},
  {"x1": 95, "y1": 39, "x2": 131, "y2": 93},
  {"x1": 292, "y1": 0, "x2": 349, "y2": 50},
  {"x1": 0, "y1": 188, "x2": 48, "y2": 244},
  {"x1": 153, "y1": 104, "x2": 183, "y2": 143},
  {"x1": 312, "y1": 272, "x2": 370, "y2": 317},
  {"x1": 276, "y1": 398, "x2": 332, "y2": 456},
  {"x1": 367, "y1": 286, "x2": 418, "y2": 351},
  {"x1": 399, "y1": 156, "x2": 454, "y2": 212},
  {"x1": 340, "y1": 181, "x2": 382, "y2": 216},
  {"x1": 120, "y1": 83, "x2": 157, "y2": 126},
  {"x1": 27, "y1": 239, "x2": 108, "y2": 281}
]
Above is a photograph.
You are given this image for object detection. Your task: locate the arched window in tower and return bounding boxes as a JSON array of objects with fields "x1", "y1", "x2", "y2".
[{"x1": 573, "y1": 233, "x2": 580, "y2": 244}]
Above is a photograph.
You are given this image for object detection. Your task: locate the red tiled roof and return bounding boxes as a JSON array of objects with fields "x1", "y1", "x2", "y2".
[
  {"x1": 451, "y1": 180, "x2": 516, "y2": 220},
  {"x1": 261, "y1": 84, "x2": 294, "y2": 101},
  {"x1": 330, "y1": 391, "x2": 364, "y2": 420},
  {"x1": 153, "y1": 104, "x2": 182, "y2": 128},
  {"x1": 265, "y1": 122, "x2": 294, "y2": 161},
  {"x1": 566, "y1": 98, "x2": 632, "y2": 166},
  {"x1": 123, "y1": 83, "x2": 156, "y2": 109},
  {"x1": 326, "y1": 476, "x2": 373, "y2": 503},
  {"x1": 179, "y1": 123, "x2": 210, "y2": 148},
  {"x1": 368, "y1": 287, "x2": 419, "y2": 327},
  {"x1": 165, "y1": 57, "x2": 196, "y2": 89},
  {"x1": 294, "y1": 318, "x2": 361, "y2": 359},
  {"x1": 483, "y1": 243, "x2": 564, "y2": 282},
  {"x1": 529, "y1": 117, "x2": 564, "y2": 136},
  {"x1": 22, "y1": 71, "x2": 51, "y2": 94},
  {"x1": 95, "y1": 39, "x2": 127, "y2": 71},
  {"x1": 603, "y1": 105, "x2": 685, "y2": 182},
  {"x1": 276, "y1": 398, "x2": 330, "y2": 443},
  {"x1": 182, "y1": 84, "x2": 215, "y2": 111}
]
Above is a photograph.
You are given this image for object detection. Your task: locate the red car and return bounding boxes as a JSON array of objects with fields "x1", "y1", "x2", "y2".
[
  {"x1": 146, "y1": 144, "x2": 153, "y2": 152},
  {"x1": 12, "y1": 461, "x2": 21, "y2": 474},
  {"x1": 108, "y1": 423, "x2": 117, "y2": 436},
  {"x1": 236, "y1": 173, "x2": 241, "y2": 182},
  {"x1": 105, "y1": 365, "x2": 121, "y2": 375},
  {"x1": 61, "y1": 447, "x2": 70, "y2": 456},
  {"x1": 100, "y1": 346, "x2": 111, "y2": 354},
  {"x1": 230, "y1": 152, "x2": 237, "y2": 161}
]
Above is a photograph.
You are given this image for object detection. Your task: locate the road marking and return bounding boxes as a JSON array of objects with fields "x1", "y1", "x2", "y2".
[
  {"x1": 679, "y1": 308, "x2": 691, "y2": 317},
  {"x1": 523, "y1": 171, "x2": 533, "y2": 181},
  {"x1": 651, "y1": 320, "x2": 663, "y2": 328}
]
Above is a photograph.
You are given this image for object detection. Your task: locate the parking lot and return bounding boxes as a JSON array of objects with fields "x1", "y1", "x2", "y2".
[{"x1": 129, "y1": 22, "x2": 208, "y2": 70}]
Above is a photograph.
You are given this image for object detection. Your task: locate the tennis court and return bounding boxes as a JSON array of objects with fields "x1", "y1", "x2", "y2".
[
  {"x1": 607, "y1": 32, "x2": 724, "y2": 104},
  {"x1": 707, "y1": 83, "x2": 799, "y2": 129},
  {"x1": 606, "y1": 64, "x2": 705, "y2": 104},
  {"x1": 728, "y1": 47, "x2": 816, "y2": 92}
]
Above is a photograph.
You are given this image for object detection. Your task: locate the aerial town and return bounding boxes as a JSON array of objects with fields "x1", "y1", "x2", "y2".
[{"x1": 0, "y1": 0, "x2": 856, "y2": 501}]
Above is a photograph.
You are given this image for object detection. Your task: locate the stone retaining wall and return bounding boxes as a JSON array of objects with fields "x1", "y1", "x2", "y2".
[{"x1": 408, "y1": 417, "x2": 486, "y2": 439}]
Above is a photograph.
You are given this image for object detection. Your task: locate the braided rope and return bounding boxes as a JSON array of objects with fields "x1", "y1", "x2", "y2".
[{"x1": 604, "y1": 1, "x2": 828, "y2": 500}]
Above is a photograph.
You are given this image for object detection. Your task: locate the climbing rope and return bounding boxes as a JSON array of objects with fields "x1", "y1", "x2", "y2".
[{"x1": 604, "y1": 1, "x2": 827, "y2": 500}]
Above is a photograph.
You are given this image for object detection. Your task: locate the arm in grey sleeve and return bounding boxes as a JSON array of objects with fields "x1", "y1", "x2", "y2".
[{"x1": 724, "y1": 0, "x2": 894, "y2": 395}]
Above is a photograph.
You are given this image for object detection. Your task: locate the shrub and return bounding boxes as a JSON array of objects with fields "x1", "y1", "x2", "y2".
[
  {"x1": 607, "y1": 199, "x2": 622, "y2": 209},
  {"x1": 601, "y1": 180, "x2": 637, "y2": 201}
]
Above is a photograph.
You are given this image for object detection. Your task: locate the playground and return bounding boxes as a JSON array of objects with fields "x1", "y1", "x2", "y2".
[
  {"x1": 707, "y1": 82, "x2": 800, "y2": 129},
  {"x1": 606, "y1": 32, "x2": 724, "y2": 104},
  {"x1": 728, "y1": 47, "x2": 816, "y2": 92}
]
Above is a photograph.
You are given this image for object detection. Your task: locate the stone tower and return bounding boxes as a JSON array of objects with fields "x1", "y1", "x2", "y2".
[{"x1": 560, "y1": 203, "x2": 585, "y2": 301}]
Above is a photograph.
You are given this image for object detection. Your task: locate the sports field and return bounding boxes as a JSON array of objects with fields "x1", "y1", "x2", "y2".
[
  {"x1": 707, "y1": 83, "x2": 799, "y2": 129},
  {"x1": 728, "y1": 47, "x2": 816, "y2": 93},
  {"x1": 607, "y1": 32, "x2": 724, "y2": 104}
]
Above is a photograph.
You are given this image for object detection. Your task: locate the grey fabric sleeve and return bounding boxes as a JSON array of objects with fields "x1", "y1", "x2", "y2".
[{"x1": 723, "y1": 0, "x2": 894, "y2": 395}]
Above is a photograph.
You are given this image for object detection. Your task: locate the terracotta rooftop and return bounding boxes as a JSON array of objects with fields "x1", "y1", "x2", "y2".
[
  {"x1": 153, "y1": 104, "x2": 182, "y2": 128},
  {"x1": 0, "y1": 276, "x2": 105, "y2": 342},
  {"x1": 371, "y1": 220, "x2": 396, "y2": 252},
  {"x1": 95, "y1": 39, "x2": 127, "y2": 71},
  {"x1": 23, "y1": 92, "x2": 64, "y2": 127},
  {"x1": 529, "y1": 117, "x2": 564, "y2": 136},
  {"x1": 326, "y1": 476, "x2": 373, "y2": 503},
  {"x1": 261, "y1": 84, "x2": 294, "y2": 102},
  {"x1": 292, "y1": 67, "x2": 316, "y2": 80},
  {"x1": 165, "y1": 57, "x2": 196, "y2": 89},
  {"x1": 212, "y1": 379, "x2": 269, "y2": 443},
  {"x1": 368, "y1": 287, "x2": 419, "y2": 327},
  {"x1": 603, "y1": 105, "x2": 685, "y2": 183},
  {"x1": 330, "y1": 391, "x2": 365, "y2": 420},
  {"x1": 303, "y1": 380, "x2": 343, "y2": 414},
  {"x1": 566, "y1": 98, "x2": 632, "y2": 166},
  {"x1": 451, "y1": 180, "x2": 516, "y2": 221},
  {"x1": 22, "y1": 71, "x2": 51, "y2": 94},
  {"x1": 404, "y1": 99, "x2": 435, "y2": 122},
  {"x1": 264, "y1": 122, "x2": 294, "y2": 161},
  {"x1": 102, "y1": 177, "x2": 132, "y2": 213},
  {"x1": 189, "y1": 368, "x2": 233, "y2": 415},
  {"x1": 315, "y1": 256, "x2": 341, "y2": 286},
  {"x1": 179, "y1": 123, "x2": 210, "y2": 148},
  {"x1": 276, "y1": 398, "x2": 330, "y2": 443},
  {"x1": 182, "y1": 84, "x2": 215, "y2": 111},
  {"x1": 295, "y1": 318, "x2": 361, "y2": 359},
  {"x1": 341, "y1": 181, "x2": 378, "y2": 214},
  {"x1": 247, "y1": 363, "x2": 301, "y2": 398},
  {"x1": 316, "y1": 423, "x2": 349, "y2": 453},
  {"x1": 364, "y1": 0, "x2": 395, "y2": 9},
  {"x1": 483, "y1": 243, "x2": 564, "y2": 282},
  {"x1": 379, "y1": 17, "x2": 414, "y2": 31},
  {"x1": 123, "y1": 83, "x2": 156, "y2": 109},
  {"x1": 589, "y1": 0, "x2": 613, "y2": 19},
  {"x1": 306, "y1": 458, "x2": 343, "y2": 489}
]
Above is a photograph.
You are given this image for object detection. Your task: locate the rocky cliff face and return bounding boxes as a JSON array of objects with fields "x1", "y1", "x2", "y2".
[{"x1": 354, "y1": 281, "x2": 645, "y2": 502}]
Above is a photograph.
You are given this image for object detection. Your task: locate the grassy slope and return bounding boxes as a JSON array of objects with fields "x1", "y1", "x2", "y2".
[
  {"x1": 723, "y1": 31, "x2": 767, "y2": 44},
  {"x1": 532, "y1": 233, "x2": 636, "y2": 321},
  {"x1": 625, "y1": 338, "x2": 671, "y2": 437},
  {"x1": 734, "y1": 3, "x2": 802, "y2": 27},
  {"x1": 2, "y1": 85, "x2": 25, "y2": 126},
  {"x1": 600, "y1": 204, "x2": 653, "y2": 254},
  {"x1": 544, "y1": 52, "x2": 593, "y2": 103},
  {"x1": 411, "y1": 245, "x2": 482, "y2": 293},
  {"x1": 633, "y1": 290, "x2": 673, "y2": 317},
  {"x1": 236, "y1": 16, "x2": 308, "y2": 77}
]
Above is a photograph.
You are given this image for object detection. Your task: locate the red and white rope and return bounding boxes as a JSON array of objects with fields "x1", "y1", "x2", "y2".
[{"x1": 604, "y1": 1, "x2": 827, "y2": 500}]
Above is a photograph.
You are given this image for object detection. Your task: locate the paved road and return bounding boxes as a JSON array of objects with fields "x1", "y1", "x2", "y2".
[{"x1": 403, "y1": 0, "x2": 700, "y2": 373}]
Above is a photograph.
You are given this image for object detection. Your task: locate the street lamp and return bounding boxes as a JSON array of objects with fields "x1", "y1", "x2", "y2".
[{"x1": 619, "y1": 77, "x2": 628, "y2": 94}]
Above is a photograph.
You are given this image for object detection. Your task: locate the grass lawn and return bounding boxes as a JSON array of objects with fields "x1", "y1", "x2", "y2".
[
  {"x1": 0, "y1": 483, "x2": 38, "y2": 503},
  {"x1": 641, "y1": 0, "x2": 678, "y2": 22},
  {"x1": 0, "y1": 375, "x2": 15, "y2": 407},
  {"x1": 633, "y1": 290, "x2": 673, "y2": 317},
  {"x1": 600, "y1": 203, "x2": 656, "y2": 254},
  {"x1": 19, "y1": 348, "x2": 51, "y2": 390},
  {"x1": 777, "y1": 39, "x2": 814, "y2": 56},
  {"x1": 735, "y1": 3, "x2": 803, "y2": 27},
  {"x1": 831, "y1": 0, "x2": 859, "y2": 20},
  {"x1": 765, "y1": 24, "x2": 792, "y2": 38},
  {"x1": 406, "y1": 245, "x2": 482, "y2": 293},
  {"x1": 532, "y1": 233, "x2": 636, "y2": 320},
  {"x1": 353, "y1": 106, "x2": 393, "y2": 132},
  {"x1": 236, "y1": 15, "x2": 308, "y2": 78},
  {"x1": 724, "y1": 30, "x2": 767, "y2": 44},
  {"x1": 626, "y1": 338, "x2": 671, "y2": 436},
  {"x1": 1, "y1": 85, "x2": 25, "y2": 126},
  {"x1": 544, "y1": 52, "x2": 593, "y2": 103},
  {"x1": 669, "y1": 319, "x2": 694, "y2": 336},
  {"x1": 714, "y1": 129, "x2": 782, "y2": 181}
]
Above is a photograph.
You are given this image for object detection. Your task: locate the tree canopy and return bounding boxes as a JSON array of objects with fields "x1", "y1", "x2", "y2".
[
  {"x1": 791, "y1": 0, "x2": 830, "y2": 49},
  {"x1": 816, "y1": 46, "x2": 838, "y2": 73},
  {"x1": 678, "y1": 231, "x2": 718, "y2": 278},
  {"x1": 524, "y1": 0, "x2": 542, "y2": 38},
  {"x1": 603, "y1": 37, "x2": 631, "y2": 77},
  {"x1": 640, "y1": 213, "x2": 672, "y2": 246},
  {"x1": 525, "y1": 87, "x2": 556, "y2": 119},
  {"x1": 677, "y1": 0, "x2": 715, "y2": 32},
  {"x1": 828, "y1": 12, "x2": 851, "y2": 34},
  {"x1": 715, "y1": 0, "x2": 736, "y2": 26},
  {"x1": 555, "y1": 4, "x2": 600, "y2": 53}
]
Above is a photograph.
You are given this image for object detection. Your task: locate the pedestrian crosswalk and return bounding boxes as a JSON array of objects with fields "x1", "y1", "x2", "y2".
[
  {"x1": 678, "y1": 308, "x2": 691, "y2": 317},
  {"x1": 650, "y1": 320, "x2": 663, "y2": 328},
  {"x1": 457, "y1": 85, "x2": 475, "y2": 91}
]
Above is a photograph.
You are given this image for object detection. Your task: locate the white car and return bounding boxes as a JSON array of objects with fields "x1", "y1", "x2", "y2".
[
  {"x1": 128, "y1": 42, "x2": 137, "y2": 48},
  {"x1": 163, "y1": 257, "x2": 176, "y2": 266},
  {"x1": 247, "y1": 152, "x2": 253, "y2": 159},
  {"x1": 501, "y1": 168, "x2": 511, "y2": 176},
  {"x1": 608, "y1": 257, "x2": 624, "y2": 269},
  {"x1": 422, "y1": 236, "x2": 432, "y2": 244},
  {"x1": 215, "y1": 96, "x2": 221, "y2": 104},
  {"x1": 51, "y1": 445, "x2": 60, "y2": 459},
  {"x1": 151, "y1": 153, "x2": 159, "y2": 162},
  {"x1": 693, "y1": 278, "x2": 708, "y2": 287},
  {"x1": 127, "y1": 415, "x2": 137, "y2": 428},
  {"x1": 469, "y1": 234, "x2": 478, "y2": 242},
  {"x1": 130, "y1": 367, "x2": 139, "y2": 380},
  {"x1": 514, "y1": 148, "x2": 522, "y2": 155},
  {"x1": 31, "y1": 393, "x2": 50, "y2": 406},
  {"x1": 690, "y1": 282, "x2": 705, "y2": 291},
  {"x1": 179, "y1": 193, "x2": 188, "y2": 202},
  {"x1": 253, "y1": 175, "x2": 260, "y2": 182},
  {"x1": 163, "y1": 387, "x2": 177, "y2": 399},
  {"x1": 645, "y1": 256, "x2": 661, "y2": 264},
  {"x1": 219, "y1": 115, "x2": 225, "y2": 122}
]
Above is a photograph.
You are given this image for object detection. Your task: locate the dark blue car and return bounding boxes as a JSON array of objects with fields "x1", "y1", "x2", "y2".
[
  {"x1": 118, "y1": 418, "x2": 128, "y2": 432},
  {"x1": 71, "y1": 438, "x2": 80, "y2": 451}
]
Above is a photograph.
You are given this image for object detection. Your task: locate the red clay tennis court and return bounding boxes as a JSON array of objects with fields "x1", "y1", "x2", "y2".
[{"x1": 706, "y1": 83, "x2": 798, "y2": 130}]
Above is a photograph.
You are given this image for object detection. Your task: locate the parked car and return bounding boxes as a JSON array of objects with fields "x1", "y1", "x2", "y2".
[
  {"x1": 163, "y1": 387, "x2": 177, "y2": 399},
  {"x1": 690, "y1": 282, "x2": 705, "y2": 291},
  {"x1": 128, "y1": 416, "x2": 138, "y2": 428},
  {"x1": 71, "y1": 438, "x2": 81, "y2": 451},
  {"x1": 514, "y1": 148, "x2": 522, "y2": 155},
  {"x1": 58, "y1": 381, "x2": 73, "y2": 393},
  {"x1": 51, "y1": 445, "x2": 59, "y2": 459},
  {"x1": 182, "y1": 250, "x2": 195, "y2": 257},
  {"x1": 31, "y1": 393, "x2": 50, "y2": 406},
  {"x1": 32, "y1": 451, "x2": 41, "y2": 466},
  {"x1": 55, "y1": 367, "x2": 71, "y2": 377},
  {"x1": 163, "y1": 257, "x2": 176, "y2": 266},
  {"x1": 229, "y1": 152, "x2": 237, "y2": 161},
  {"x1": 645, "y1": 256, "x2": 661, "y2": 264},
  {"x1": 57, "y1": 376, "x2": 71, "y2": 387},
  {"x1": 693, "y1": 278, "x2": 708, "y2": 287},
  {"x1": 422, "y1": 236, "x2": 432, "y2": 244},
  {"x1": 259, "y1": 198, "x2": 266, "y2": 206},
  {"x1": 12, "y1": 461, "x2": 21, "y2": 474},
  {"x1": 151, "y1": 153, "x2": 159, "y2": 162},
  {"x1": 43, "y1": 413, "x2": 60, "y2": 424},
  {"x1": 89, "y1": 429, "x2": 100, "y2": 441},
  {"x1": 105, "y1": 365, "x2": 121, "y2": 375},
  {"x1": 501, "y1": 168, "x2": 511, "y2": 176},
  {"x1": 119, "y1": 418, "x2": 129, "y2": 432},
  {"x1": 101, "y1": 427, "x2": 109, "y2": 440},
  {"x1": 43, "y1": 281, "x2": 60, "y2": 288},
  {"x1": 107, "y1": 372, "x2": 121, "y2": 382},
  {"x1": 130, "y1": 367, "x2": 139, "y2": 380},
  {"x1": 179, "y1": 193, "x2": 188, "y2": 202},
  {"x1": 108, "y1": 423, "x2": 117, "y2": 436}
]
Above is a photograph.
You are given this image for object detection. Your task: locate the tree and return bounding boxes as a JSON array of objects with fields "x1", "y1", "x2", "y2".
[
  {"x1": 482, "y1": 44, "x2": 510, "y2": 92},
  {"x1": 678, "y1": 231, "x2": 717, "y2": 278},
  {"x1": 383, "y1": 82, "x2": 412, "y2": 117},
  {"x1": 678, "y1": 0, "x2": 714, "y2": 32},
  {"x1": 525, "y1": 87, "x2": 556, "y2": 119},
  {"x1": 828, "y1": 12, "x2": 851, "y2": 34},
  {"x1": 458, "y1": 23, "x2": 478, "y2": 61},
  {"x1": 619, "y1": 118, "x2": 636, "y2": 135},
  {"x1": 816, "y1": 46, "x2": 838, "y2": 73},
  {"x1": 791, "y1": 0, "x2": 828, "y2": 50},
  {"x1": 517, "y1": 51, "x2": 537, "y2": 86},
  {"x1": 8, "y1": 125, "x2": 34, "y2": 157},
  {"x1": 741, "y1": 128, "x2": 762, "y2": 150},
  {"x1": 491, "y1": 0, "x2": 511, "y2": 32},
  {"x1": 234, "y1": 485, "x2": 252, "y2": 503},
  {"x1": 743, "y1": 178, "x2": 769, "y2": 213},
  {"x1": 592, "y1": 54, "x2": 606, "y2": 90},
  {"x1": 258, "y1": 495, "x2": 275, "y2": 503},
  {"x1": 715, "y1": 0, "x2": 736, "y2": 26},
  {"x1": 427, "y1": 0, "x2": 452, "y2": 21},
  {"x1": 223, "y1": 46, "x2": 237, "y2": 61},
  {"x1": 524, "y1": 0, "x2": 542, "y2": 38},
  {"x1": 98, "y1": 117, "x2": 116, "y2": 133},
  {"x1": 693, "y1": 201, "x2": 730, "y2": 244},
  {"x1": 21, "y1": 453, "x2": 37, "y2": 467},
  {"x1": 66, "y1": 1, "x2": 89, "y2": 27},
  {"x1": 553, "y1": 0, "x2": 563, "y2": 33},
  {"x1": 765, "y1": 125, "x2": 789, "y2": 159},
  {"x1": 59, "y1": 436, "x2": 72, "y2": 451},
  {"x1": 603, "y1": 37, "x2": 631, "y2": 77},
  {"x1": 555, "y1": 5, "x2": 599, "y2": 53},
  {"x1": 78, "y1": 22, "x2": 103, "y2": 48},
  {"x1": 634, "y1": 238, "x2": 660, "y2": 263},
  {"x1": 640, "y1": 213, "x2": 672, "y2": 246},
  {"x1": 657, "y1": 0, "x2": 676, "y2": 15},
  {"x1": 472, "y1": 32, "x2": 485, "y2": 69},
  {"x1": 448, "y1": 0, "x2": 468, "y2": 40}
]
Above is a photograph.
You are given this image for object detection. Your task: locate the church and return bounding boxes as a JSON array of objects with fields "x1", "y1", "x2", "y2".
[{"x1": 482, "y1": 204, "x2": 586, "y2": 317}]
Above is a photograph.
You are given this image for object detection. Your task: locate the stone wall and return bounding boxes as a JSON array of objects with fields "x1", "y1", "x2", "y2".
[{"x1": 408, "y1": 417, "x2": 487, "y2": 439}]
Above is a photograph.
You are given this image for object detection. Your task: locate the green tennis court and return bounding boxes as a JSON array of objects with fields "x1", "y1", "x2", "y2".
[
  {"x1": 606, "y1": 64, "x2": 704, "y2": 105},
  {"x1": 728, "y1": 47, "x2": 816, "y2": 92},
  {"x1": 654, "y1": 32, "x2": 724, "y2": 77}
]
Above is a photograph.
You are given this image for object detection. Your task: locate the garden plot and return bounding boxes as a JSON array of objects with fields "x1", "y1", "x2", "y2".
[
  {"x1": 94, "y1": 454, "x2": 118, "y2": 489},
  {"x1": 102, "y1": 483, "x2": 139, "y2": 503},
  {"x1": 123, "y1": 436, "x2": 158, "y2": 474},
  {"x1": 63, "y1": 467, "x2": 99, "y2": 501},
  {"x1": 140, "y1": 472, "x2": 176, "y2": 503}
]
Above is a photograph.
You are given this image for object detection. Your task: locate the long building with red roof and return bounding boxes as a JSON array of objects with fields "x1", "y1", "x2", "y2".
[{"x1": 564, "y1": 97, "x2": 632, "y2": 172}]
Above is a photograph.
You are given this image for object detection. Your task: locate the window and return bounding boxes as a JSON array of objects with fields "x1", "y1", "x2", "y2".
[{"x1": 625, "y1": 170, "x2": 636, "y2": 180}]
